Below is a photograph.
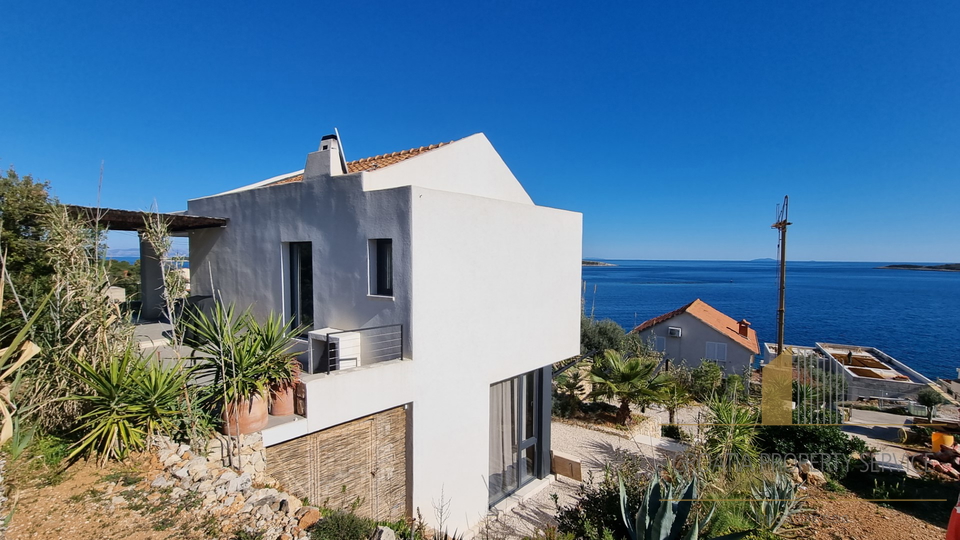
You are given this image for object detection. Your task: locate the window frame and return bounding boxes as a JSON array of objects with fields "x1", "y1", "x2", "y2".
[{"x1": 368, "y1": 238, "x2": 394, "y2": 298}]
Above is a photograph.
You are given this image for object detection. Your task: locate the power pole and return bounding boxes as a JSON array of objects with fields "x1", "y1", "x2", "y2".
[{"x1": 772, "y1": 196, "x2": 790, "y2": 356}]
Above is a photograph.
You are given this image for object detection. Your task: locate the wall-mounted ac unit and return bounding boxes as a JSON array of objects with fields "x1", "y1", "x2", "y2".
[{"x1": 668, "y1": 326, "x2": 682, "y2": 338}]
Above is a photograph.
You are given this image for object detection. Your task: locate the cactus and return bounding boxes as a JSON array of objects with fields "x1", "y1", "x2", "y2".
[{"x1": 618, "y1": 471, "x2": 750, "y2": 540}]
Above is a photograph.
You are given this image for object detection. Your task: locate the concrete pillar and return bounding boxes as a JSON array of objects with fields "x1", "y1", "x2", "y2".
[{"x1": 139, "y1": 234, "x2": 165, "y2": 320}]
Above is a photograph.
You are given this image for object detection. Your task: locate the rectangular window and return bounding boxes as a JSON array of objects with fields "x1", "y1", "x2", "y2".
[
  {"x1": 290, "y1": 242, "x2": 314, "y2": 331},
  {"x1": 369, "y1": 239, "x2": 393, "y2": 297},
  {"x1": 705, "y1": 341, "x2": 727, "y2": 362},
  {"x1": 655, "y1": 336, "x2": 666, "y2": 352},
  {"x1": 489, "y1": 369, "x2": 543, "y2": 506}
]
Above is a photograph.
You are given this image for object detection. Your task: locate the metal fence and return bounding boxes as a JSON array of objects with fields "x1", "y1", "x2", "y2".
[{"x1": 317, "y1": 324, "x2": 404, "y2": 374}]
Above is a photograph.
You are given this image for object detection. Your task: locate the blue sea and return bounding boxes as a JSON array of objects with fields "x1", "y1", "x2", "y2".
[{"x1": 582, "y1": 260, "x2": 960, "y2": 380}]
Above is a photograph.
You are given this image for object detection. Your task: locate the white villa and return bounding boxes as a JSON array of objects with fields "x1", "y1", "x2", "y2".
[{"x1": 179, "y1": 133, "x2": 582, "y2": 531}]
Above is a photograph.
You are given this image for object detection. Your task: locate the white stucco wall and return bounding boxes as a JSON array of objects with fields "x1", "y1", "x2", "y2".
[
  {"x1": 407, "y1": 186, "x2": 582, "y2": 529},
  {"x1": 361, "y1": 134, "x2": 533, "y2": 205},
  {"x1": 637, "y1": 312, "x2": 755, "y2": 375},
  {"x1": 186, "y1": 136, "x2": 582, "y2": 532}
]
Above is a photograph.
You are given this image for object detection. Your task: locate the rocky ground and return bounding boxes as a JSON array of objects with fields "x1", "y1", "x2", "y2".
[{"x1": 4, "y1": 437, "x2": 319, "y2": 540}]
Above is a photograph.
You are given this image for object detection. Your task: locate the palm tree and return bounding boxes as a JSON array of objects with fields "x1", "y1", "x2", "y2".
[
  {"x1": 555, "y1": 364, "x2": 586, "y2": 418},
  {"x1": 589, "y1": 349, "x2": 670, "y2": 425},
  {"x1": 659, "y1": 377, "x2": 692, "y2": 425}
]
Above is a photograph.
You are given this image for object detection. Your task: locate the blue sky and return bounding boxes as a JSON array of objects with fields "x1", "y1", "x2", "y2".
[{"x1": 1, "y1": 1, "x2": 957, "y2": 261}]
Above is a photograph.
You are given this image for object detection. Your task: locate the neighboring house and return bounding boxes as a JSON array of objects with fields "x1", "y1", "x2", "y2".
[
  {"x1": 630, "y1": 299, "x2": 759, "y2": 375},
  {"x1": 185, "y1": 133, "x2": 582, "y2": 531}
]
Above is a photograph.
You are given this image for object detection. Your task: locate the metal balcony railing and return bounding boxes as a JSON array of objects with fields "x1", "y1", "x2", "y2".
[{"x1": 311, "y1": 324, "x2": 404, "y2": 375}]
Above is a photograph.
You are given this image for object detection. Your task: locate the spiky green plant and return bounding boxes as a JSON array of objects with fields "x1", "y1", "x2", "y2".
[
  {"x1": 252, "y1": 312, "x2": 306, "y2": 386},
  {"x1": 68, "y1": 348, "x2": 191, "y2": 464},
  {"x1": 703, "y1": 398, "x2": 759, "y2": 470},
  {"x1": 618, "y1": 471, "x2": 750, "y2": 540},
  {"x1": 746, "y1": 470, "x2": 807, "y2": 533}
]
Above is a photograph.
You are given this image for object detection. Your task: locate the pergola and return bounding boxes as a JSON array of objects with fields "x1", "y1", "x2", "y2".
[{"x1": 66, "y1": 205, "x2": 227, "y2": 320}]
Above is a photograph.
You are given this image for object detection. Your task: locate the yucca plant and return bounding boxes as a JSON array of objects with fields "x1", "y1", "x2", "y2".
[
  {"x1": 618, "y1": 471, "x2": 750, "y2": 540},
  {"x1": 68, "y1": 348, "x2": 191, "y2": 464},
  {"x1": 253, "y1": 312, "x2": 306, "y2": 386},
  {"x1": 187, "y1": 303, "x2": 270, "y2": 404},
  {"x1": 746, "y1": 470, "x2": 807, "y2": 534},
  {"x1": 703, "y1": 398, "x2": 759, "y2": 470}
]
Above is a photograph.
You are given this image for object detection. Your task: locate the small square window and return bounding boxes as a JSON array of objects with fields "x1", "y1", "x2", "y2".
[{"x1": 369, "y1": 239, "x2": 393, "y2": 296}]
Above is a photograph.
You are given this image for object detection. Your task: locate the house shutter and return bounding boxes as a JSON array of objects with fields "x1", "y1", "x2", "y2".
[
  {"x1": 716, "y1": 343, "x2": 727, "y2": 362},
  {"x1": 655, "y1": 336, "x2": 666, "y2": 352},
  {"x1": 705, "y1": 342, "x2": 716, "y2": 360}
]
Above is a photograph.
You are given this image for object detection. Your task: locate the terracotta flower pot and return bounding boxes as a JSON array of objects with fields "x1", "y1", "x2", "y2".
[
  {"x1": 222, "y1": 393, "x2": 269, "y2": 436},
  {"x1": 269, "y1": 382, "x2": 296, "y2": 417}
]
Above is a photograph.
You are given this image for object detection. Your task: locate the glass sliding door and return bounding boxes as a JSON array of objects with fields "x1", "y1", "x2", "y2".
[{"x1": 489, "y1": 370, "x2": 541, "y2": 506}]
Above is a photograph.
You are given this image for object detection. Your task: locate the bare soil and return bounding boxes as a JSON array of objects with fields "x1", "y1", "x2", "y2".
[
  {"x1": 5, "y1": 454, "x2": 218, "y2": 540},
  {"x1": 801, "y1": 486, "x2": 948, "y2": 540}
]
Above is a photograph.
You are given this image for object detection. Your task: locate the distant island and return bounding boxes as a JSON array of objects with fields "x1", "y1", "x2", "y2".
[
  {"x1": 879, "y1": 263, "x2": 960, "y2": 272},
  {"x1": 583, "y1": 260, "x2": 616, "y2": 267}
]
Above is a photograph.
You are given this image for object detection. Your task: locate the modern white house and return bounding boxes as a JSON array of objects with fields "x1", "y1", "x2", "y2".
[
  {"x1": 630, "y1": 299, "x2": 759, "y2": 375},
  {"x1": 184, "y1": 133, "x2": 582, "y2": 531}
]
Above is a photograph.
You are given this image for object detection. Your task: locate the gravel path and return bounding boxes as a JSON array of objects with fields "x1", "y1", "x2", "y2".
[{"x1": 482, "y1": 410, "x2": 695, "y2": 539}]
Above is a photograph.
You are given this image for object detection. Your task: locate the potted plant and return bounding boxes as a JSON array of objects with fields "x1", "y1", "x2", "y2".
[
  {"x1": 253, "y1": 313, "x2": 306, "y2": 417},
  {"x1": 188, "y1": 304, "x2": 272, "y2": 435}
]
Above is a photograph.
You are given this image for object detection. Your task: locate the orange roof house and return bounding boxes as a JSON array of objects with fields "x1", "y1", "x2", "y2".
[{"x1": 631, "y1": 299, "x2": 759, "y2": 374}]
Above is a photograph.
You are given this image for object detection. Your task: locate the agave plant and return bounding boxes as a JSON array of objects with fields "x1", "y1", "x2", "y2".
[
  {"x1": 618, "y1": 471, "x2": 750, "y2": 540},
  {"x1": 746, "y1": 470, "x2": 807, "y2": 533}
]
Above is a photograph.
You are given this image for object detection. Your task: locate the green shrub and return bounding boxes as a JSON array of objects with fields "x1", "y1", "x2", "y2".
[
  {"x1": 756, "y1": 412, "x2": 867, "y2": 478},
  {"x1": 581, "y1": 316, "x2": 627, "y2": 356},
  {"x1": 690, "y1": 362, "x2": 723, "y2": 401},
  {"x1": 310, "y1": 510, "x2": 375, "y2": 540}
]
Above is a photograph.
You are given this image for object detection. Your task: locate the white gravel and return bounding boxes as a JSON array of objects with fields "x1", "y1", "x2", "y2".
[{"x1": 481, "y1": 407, "x2": 699, "y2": 539}]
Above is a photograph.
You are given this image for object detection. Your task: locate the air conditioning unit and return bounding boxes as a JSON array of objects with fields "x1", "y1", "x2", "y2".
[
  {"x1": 668, "y1": 327, "x2": 682, "y2": 338},
  {"x1": 307, "y1": 328, "x2": 362, "y2": 373}
]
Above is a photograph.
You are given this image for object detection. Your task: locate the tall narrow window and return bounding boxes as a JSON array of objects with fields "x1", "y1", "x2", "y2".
[
  {"x1": 290, "y1": 242, "x2": 313, "y2": 331},
  {"x1": 369, "y1": 239, "x2": 393, "y2": 296},
  {"x1": 489, "y1": 369, "x2": 543, "y2": 506}
]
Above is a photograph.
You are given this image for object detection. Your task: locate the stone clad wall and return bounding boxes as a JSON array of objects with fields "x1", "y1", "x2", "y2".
[{"x1": 265, "y1": 406, "x2": 408, "y2": 522}]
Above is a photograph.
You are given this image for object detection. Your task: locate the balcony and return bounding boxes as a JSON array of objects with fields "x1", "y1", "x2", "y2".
[{"x1": 304, "y1": 324, "x2": 404, "y2": 374}]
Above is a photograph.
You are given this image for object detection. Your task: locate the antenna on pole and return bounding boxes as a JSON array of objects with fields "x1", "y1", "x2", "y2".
[{"x1": 771, "y1": 196, "x2": 791, "y2": 357}]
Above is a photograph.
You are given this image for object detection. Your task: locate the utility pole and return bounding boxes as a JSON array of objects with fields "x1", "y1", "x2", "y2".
[{"x1": 771, "y1": 196, "x2": 791, "y2": 356}]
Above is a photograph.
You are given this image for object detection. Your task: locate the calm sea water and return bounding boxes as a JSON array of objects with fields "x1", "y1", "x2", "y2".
[{"x1": 582, "y1": 260, "x2": 960, "y2": 380}]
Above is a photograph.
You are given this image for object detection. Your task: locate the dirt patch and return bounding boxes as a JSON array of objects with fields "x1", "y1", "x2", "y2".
[
  {"x1": 801, "y1": 486, "x2": 948, "y2": 540},
  {"x1": 5, "y1": 455, "x2": 217, "y2": 540}
]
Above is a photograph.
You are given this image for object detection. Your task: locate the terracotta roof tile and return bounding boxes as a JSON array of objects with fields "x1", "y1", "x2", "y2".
[
  {"x1": 630, "y1": 298, "x2": 760, "y2": 355},
  {"x1": 266, "y1": 141, "x2": 451, "y2": 187},
  {"x1": 346, "y1": 142, "x2": 450, "y2": 173}
]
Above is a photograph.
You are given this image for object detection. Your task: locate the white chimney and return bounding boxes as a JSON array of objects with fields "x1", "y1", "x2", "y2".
[{"x1": 304, "y1": 134, "x2": 345, "y2": 177}]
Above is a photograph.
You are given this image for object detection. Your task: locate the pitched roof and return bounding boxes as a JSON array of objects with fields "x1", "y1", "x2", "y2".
[
  {"x1": 266, "y1": 141, "x2": 452, "y2": 187},
  {"x1": 630, "y1": 298, "x2": 760, "y2": 355}
]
